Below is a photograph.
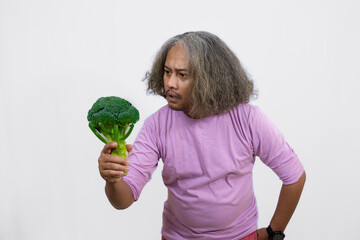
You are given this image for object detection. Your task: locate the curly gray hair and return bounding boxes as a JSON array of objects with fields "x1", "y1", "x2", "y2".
[{"x1": 145, "y1": 31, "x2": 256, "y2": 118}]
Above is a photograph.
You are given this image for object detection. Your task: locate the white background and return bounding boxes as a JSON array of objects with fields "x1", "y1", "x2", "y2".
[{"x1": 1, "y1": 0, "x2": 359, "y2": 239}]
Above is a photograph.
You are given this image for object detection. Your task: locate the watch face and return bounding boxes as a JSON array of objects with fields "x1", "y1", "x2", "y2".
[{"x1": 272, "y1": 233, "x2": 285, "y2": 240}]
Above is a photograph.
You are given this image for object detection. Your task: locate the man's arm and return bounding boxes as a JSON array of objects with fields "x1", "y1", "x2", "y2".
[
  {"x1": 257, "y1": 171, "x2": 306, "y2": 239},
  {"x1": 105, "y1": 180, "x2": 134, "y2": 210},
  {"x1": 99, "y1": 142, "x2": 135, "y2": 210}
]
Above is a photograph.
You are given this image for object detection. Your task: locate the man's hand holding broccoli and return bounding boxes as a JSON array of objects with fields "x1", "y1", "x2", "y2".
[
  {"x1": 87, "y1": 96, "x2": 139, "y2": 178},
  {"x1": 98, "y1": 142, "x2": 132, "y2": 183}
]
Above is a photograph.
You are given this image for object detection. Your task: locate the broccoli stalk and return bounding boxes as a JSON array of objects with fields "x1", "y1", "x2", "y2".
[
  {"x1": 87, "y1": 96, "x2": 140, "y2": 175},
  {"x1": 88, "y1": 122, "x2": 133, "y2": 156}
]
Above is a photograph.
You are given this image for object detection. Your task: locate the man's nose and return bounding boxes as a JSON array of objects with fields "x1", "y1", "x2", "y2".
[{"x1": 168, "y1": 74, "x2": 178, "y2": 89}]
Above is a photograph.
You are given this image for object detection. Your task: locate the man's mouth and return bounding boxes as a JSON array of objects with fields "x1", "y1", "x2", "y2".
[{"x1": 165, "y1": 90, "x2": 181, "y2": 102}]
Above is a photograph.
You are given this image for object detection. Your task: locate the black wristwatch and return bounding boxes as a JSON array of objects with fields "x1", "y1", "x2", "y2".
[{"x1": 266, "y1": 225, "x2": 285, "y2": 240}]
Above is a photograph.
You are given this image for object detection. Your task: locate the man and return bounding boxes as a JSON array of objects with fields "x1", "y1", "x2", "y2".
[{"x1": 98, "y1": 31, "x2": 306, "y2": 240}]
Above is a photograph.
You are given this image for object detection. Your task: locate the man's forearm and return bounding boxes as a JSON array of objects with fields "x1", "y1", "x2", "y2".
[
  {"x1": 105, "y1": 179, "x2": 135, "y2": 210},
  {"x1": 269, "y1": 171, "x2": 306, "y2": 231}
]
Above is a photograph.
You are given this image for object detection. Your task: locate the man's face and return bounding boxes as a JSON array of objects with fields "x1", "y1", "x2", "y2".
[{"x1": 163, "y1": 44, "x2": 192, "y2": 114}]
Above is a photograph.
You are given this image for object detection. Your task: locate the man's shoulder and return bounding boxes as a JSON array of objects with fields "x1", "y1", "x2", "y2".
[
  {"x1": 224, "y1": 103, "x2": 264, "y2": 127},
  {"x1": 230, "y1": 103, "x2": 259, "y2": 116}
]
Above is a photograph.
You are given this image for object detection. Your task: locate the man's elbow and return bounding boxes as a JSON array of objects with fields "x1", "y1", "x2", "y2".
[
  {"x1": 110, "y1": 199, "x2": 134, "y2": 210},
  {"x1": 105, "y1": 180, "x2": 135, "y2": 210}
]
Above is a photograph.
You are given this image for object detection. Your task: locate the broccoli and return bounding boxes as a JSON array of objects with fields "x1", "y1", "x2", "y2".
[{"x1": 87, "y1": 96, "x2": 139, "y2": 175}]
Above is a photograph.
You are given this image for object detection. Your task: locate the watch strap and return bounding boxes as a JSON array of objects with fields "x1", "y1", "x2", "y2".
[{"x1": 266, "y1": 225, "x2": 285, "y2": 240}]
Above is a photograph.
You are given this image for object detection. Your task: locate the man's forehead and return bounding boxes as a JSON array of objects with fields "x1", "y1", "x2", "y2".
[
  {"x1": 164, "y1": 64, "x2": 188, "y2": 72},
  {"x1": 164, "y1": 44, "x2": 189, "y2": 71}
]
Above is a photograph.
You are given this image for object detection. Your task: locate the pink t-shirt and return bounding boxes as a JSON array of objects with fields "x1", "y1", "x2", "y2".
[{"x1": 123, "y1": 104, "x2": 304, "y2": 240}]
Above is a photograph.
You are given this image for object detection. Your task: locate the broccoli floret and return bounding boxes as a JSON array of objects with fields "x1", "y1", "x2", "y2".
[{"x1": 87, "y1": 96, "x2": 139, "y2": 175}]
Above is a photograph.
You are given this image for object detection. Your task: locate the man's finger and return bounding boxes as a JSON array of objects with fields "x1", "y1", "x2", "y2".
[
  {"x1": 102, "y1": 170, "x2": 125, "y2": 178},
  {"x1": 103, "y1": 162, "x2": 129, "y2": 172},
  {"x1": 102, "y1": 154, "x2": 129, "y2": 165},
  {"x1": 102, "y1": 142, "x2": 118, "y2": 154},
  {"x1": 126, "y1": 144, "x2": 133, "y2": 153}
]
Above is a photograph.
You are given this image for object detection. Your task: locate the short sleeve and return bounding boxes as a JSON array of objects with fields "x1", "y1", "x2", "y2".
[
  {"x1": 249, "y1": 106, "x2": 304, "y2": 185},
  {"x1": 123, "y1": 116, "x2": 160, "y2": 200}
]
